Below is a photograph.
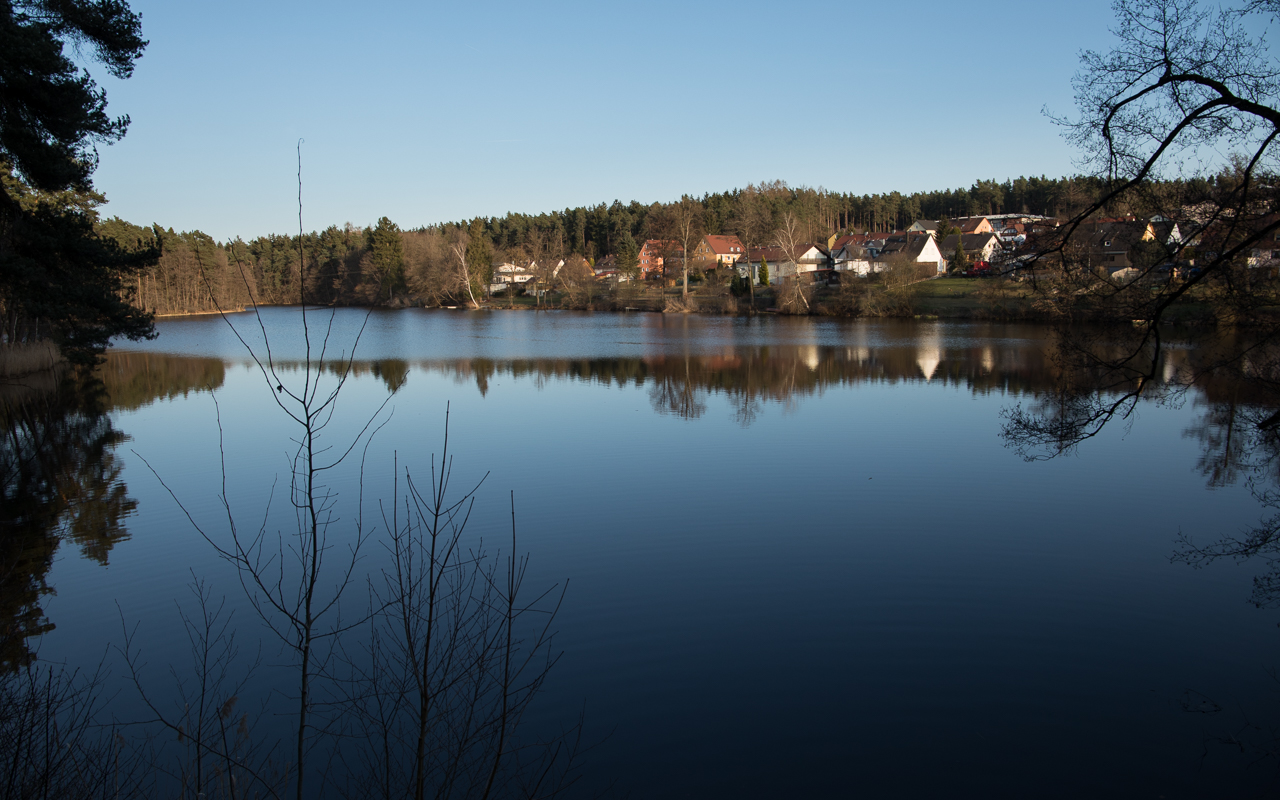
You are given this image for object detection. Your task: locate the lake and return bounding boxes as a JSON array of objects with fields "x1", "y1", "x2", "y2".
[{"x1": 7, "y1": 308, "x2": 1280, "y2": 798}]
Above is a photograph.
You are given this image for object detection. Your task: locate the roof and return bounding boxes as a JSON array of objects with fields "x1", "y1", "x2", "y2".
[
  {"x1": 879, "y1": 233, "x2": 937, "y2": 261},
  {"x1": 747, "y1": 243, "x2": 828, "y2": 262},
  {"x1": 830, "y1": 234, "x2": 861, "y2": 251},
  {"x1": 1080, "y1": 220, "x2": 1150, "y2": 251},
  {"x1": 939, "y1": 232, "x2": 1001, "y2": 253},
  {"x1": 1149, "y1": 220, "x2": 1180, "y2": 244},
  {"x1": 1023, "y1": 220, "x2": 1152, "y2": 257},
  {"x1": 954, "y1": 218, "x2": 990, "y2": 234},
  {"x1": 641, "y1": 239, "x2": 679, "y2": 251},
  {"x1": 494, "y1": 261, "x2": 532, "y2": 273},
  {"x1": 702, "y1": 234, "x2": 746, "y2": 255},
  {"x1": 834, "y1": 242, "x2": 872, "y2": 260}
]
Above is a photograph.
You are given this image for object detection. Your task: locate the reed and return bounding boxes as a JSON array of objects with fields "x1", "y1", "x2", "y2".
[{"x1": 0, "y1": 341, "x2": 61, "y2": 377}]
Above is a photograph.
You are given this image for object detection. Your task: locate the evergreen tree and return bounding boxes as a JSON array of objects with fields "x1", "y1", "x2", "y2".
[
  {"x1": 616, "y1": 231, "x2": 639, "y2": 279},
  {"x1": 952, "y1": 239, "x2": 969, "y2": 273},
  {"x1": 1, "y1": 165, "x2": 154, "y2": 364},
  {"x1": 0, "y1": 0, "x2": 154, "y2": 364},
  {"x1": 758, "y1": 257, "x2": 770, "y2": 286},
  {"x1": 466, "y1": 220, "x2": 493, "y2": 295},
  {"x1": 365, "y1": 217, "x2": 405, "y2": 296}
]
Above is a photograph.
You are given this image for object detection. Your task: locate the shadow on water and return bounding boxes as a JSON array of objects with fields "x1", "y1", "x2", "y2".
[
  {"x1": 0, "y1": 353, "x2": 225, "y2": 670},
  {"x1": 999, "y1": 326, "x2": 1280, "y2": 769}
]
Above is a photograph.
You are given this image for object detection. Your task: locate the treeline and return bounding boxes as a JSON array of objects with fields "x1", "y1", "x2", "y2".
[{"x1": 101, "y1": 174, "x2": 1233, "y2": 315}]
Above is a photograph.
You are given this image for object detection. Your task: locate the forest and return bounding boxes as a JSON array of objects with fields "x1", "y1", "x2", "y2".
[{"x1": 98, "y1": 173, "x2": 1220, "y2": 316}]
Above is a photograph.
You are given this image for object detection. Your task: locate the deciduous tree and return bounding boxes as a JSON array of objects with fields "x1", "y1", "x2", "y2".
[{"x1": 1013, "y1": 0, "x2": 1280, "y2": 456}]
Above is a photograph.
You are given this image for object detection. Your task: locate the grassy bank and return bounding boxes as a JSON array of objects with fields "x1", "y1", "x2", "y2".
[{"x1": 148, "y1": 277, "x2": 1236, "y2": 327}]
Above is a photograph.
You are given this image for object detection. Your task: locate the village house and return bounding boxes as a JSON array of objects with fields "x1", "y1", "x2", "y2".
[
  {"x1": 592, "y1": 255, "x2": 626, "y2": 281},
  {"x1": 1015, "y1": 217, "x2": 1184, "y2": 277},
  {"x1": 952, "y1": 216, "x2": 995, "y2": 235},
  {"x1": 1077, "y1": 218, "x2": 1181, "y2": 274},
  {"x1": 828, "y1": 233, "x2": 879, "y2": 252},
  {"x1": 693, "y1": 234, "x2": 746, "y2": 270},
  {"x1": 493, "y1": 261, "x2": 536, "y2": 284},
  {"x1": 831, "y1": 239, "x2": 875, "y2": 275},
  {"x1": 997, "y1": 223, "x2": 1027, "y2": 246},
  {"x1": 938, "y1": 232, "x2": 1004, "y2": 266},
  {"x1": 745, "y1": 243, "x2": 830, "y2": 284},
  {"x1": 1188, "y1": 213, "x2": 1278, "y2": 272},
  {"x1": 490, "y1": 261, "x2": 534, "y2": 293},
  {"x1": 1243, "y1": 215, "x2": 1280, "y2": 270},
  {"x1": 877, "y1": 233, "x2": 947, "y2": 274},
  {"x1": 639, "y1": 239, "x2": 679, "y2": 281},
  {"x1": 490, "y1": 259, "x2": 565, "y2": 293}
]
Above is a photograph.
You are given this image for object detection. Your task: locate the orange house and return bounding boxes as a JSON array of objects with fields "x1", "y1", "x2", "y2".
[
  {"x1": 692, "y1": 234, "x2": 746, "y2": 269},
  {"x1": 639, "y1": 239, "x2": 681, "y2": 281}
]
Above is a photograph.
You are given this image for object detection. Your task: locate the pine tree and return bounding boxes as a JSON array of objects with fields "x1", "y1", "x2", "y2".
[
  {"x1": 465, "y1": 220, "x2": 493, "y2": 297},
  {"x1": 952, "y1": 239, "x2": 969, "y2": 273},
  {"x1": 758, "y1": 257, "x2": 770, "y2": 286},
  {"x1": 0, "y1": 1, "x2": 154, "y2": 364},
  {"x1": 366, "y1": 217, "x2": 405, "y2": 296},
  {"x1": 616, "y1": 232, "x2": 640, "y2": 279}
]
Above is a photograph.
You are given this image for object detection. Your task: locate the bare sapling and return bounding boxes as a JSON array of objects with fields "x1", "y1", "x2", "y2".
[
  {"x1": 118, "y1": 576, "x2": 283, "y2": 800},
  {"x1": 337, "y1": 407, "x2": 583, "y2": 800}
]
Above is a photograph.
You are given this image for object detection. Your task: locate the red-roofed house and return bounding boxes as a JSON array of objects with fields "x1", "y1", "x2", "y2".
[{"x1": 693, "y1": 234, "x2": 746, "y2": 269}]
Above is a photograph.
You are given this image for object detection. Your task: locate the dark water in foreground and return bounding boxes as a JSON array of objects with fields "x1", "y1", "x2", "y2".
[{"x1": 9, "y1": 308, "x2": 1280, "y2": 797}]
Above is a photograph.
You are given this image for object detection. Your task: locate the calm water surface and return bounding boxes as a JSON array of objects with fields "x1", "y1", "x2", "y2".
[{"x1": 17, "y1": 309, "x2": 1280, "y2": 797}]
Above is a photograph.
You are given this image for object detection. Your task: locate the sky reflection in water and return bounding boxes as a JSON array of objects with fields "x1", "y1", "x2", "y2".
[{"x1": 15, "y1": 309, "x2": 1280, "y2": 798}]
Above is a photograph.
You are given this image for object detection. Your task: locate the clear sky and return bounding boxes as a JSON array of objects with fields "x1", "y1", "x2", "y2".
[{"x1": 87, "y1": 0, "x2": 1120, "y2": 242}]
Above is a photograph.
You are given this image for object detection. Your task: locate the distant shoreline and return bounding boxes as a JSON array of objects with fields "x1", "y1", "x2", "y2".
[
  {"x1": 152, "y1": 307, "x2": 246, "y2": 318},
  {"x1": 138, "y1": 282, "x2": 1227, "y2": 327}
]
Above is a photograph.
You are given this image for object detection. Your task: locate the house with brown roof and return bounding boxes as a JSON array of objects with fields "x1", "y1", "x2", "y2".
[
  {"x1": 951, "y1": 217, "x2": 995, "y2": 235},
  {"x1": 828, "y1": 233, "x2": 862, "y2": 252},
  {"x1": 745, "y1": 243, "x2": 830, "y2": 284},
  {"x1": 877, "y1": 233, "x2": 947, "y2": 274},
  {"x1": 938, "y1": 232, "x2": 1003, "y2": 266},
  {"x1": 1035, "y1": 218, "x2": 1181, "y2": 275}
]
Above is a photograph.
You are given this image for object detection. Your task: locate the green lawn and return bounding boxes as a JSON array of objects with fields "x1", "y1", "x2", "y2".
[{"x1": 910, "y1": 277, "x2": 986, "y2": 299}]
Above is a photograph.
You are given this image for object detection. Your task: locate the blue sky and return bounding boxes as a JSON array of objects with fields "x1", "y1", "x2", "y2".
[{"x1": 87, "y1": 0, "x2": 1119, "y2": 241}]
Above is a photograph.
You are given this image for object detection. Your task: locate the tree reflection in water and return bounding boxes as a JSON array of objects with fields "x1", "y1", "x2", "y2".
[
  {"x1": 14, "y1": 337, "x2": 1277, "y2": 663},
  {"x1": 1175, "y1": 390, "x2": 1280, "y2": 610},
  {"x1": 1, "y1": 375, "x2": 130, "y2": 670},
  {"x1": 0, "y1": 353, "x2": 224, "y2": 670},
  {"x1": 999, "y1": 329, "x2": 1280, "y2": 603},
  {"x1": 1001, "y1": 327, "x2": 1280, "y2": 765}
]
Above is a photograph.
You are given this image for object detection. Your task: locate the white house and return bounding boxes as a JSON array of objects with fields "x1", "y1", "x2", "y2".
[
  {"x1": 494, "y1": 262, "x2": 536, "y2": 284},
  {"x1": 938, "y1": 232, "x2": 1002, "y2": 266},
  {"x1": 832, "y1": 242, "x2": 876, "y2": 276},
  {"x1": 745, "y1": 244, "x2": 830, "y2": 284},
  {"x1": 876, "y1": 234, "x2": 947, "y2": 274}
]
